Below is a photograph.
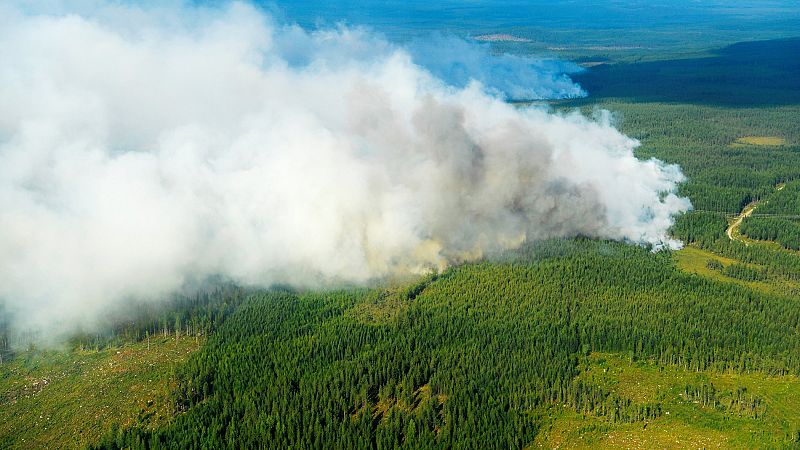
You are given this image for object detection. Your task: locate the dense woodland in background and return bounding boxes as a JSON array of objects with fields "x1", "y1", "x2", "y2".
[
  {"x1": 89, "y1": 239, "x2": 800, "y2": 449},
  {"x1": 4, "y1": 37, "x2": 800, "y2": 449}
]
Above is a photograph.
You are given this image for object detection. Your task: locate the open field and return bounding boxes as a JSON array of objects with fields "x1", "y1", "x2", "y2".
[
  {"x1": 731, "y1": 136, "x2": 787, "y2": 147},
  {"x1": 673, "y1": 246, "x2": 772, "y2": 291},
  {"x1": 0, "y1": 338, "x2": 200, "y2": 449},
  {"x1": 535, "y1": 352, "x2": 800, "y2": 448}
]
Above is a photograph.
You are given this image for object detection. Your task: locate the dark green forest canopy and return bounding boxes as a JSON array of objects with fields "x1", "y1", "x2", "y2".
[{"x1": 91, "y1": 239, "x2": 800, "y2": 449}]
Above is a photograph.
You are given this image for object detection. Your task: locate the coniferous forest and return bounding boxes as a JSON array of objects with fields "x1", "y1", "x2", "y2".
[
  {"x1": 3, "y1": 3, "x2": 800, "y2": 449},
  {"x1": 89, "y1": 239, "x2": 800, "y2": 449}
]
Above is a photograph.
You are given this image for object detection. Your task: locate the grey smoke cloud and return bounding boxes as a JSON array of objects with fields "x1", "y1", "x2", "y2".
[{"x1": 0, "y1": 2, "x2": 690, "y2": 334}]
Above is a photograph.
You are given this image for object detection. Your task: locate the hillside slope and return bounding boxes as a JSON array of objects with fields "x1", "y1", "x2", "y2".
[{"x1": 92, "y1": 239, "x2": 800, "y2": 449}]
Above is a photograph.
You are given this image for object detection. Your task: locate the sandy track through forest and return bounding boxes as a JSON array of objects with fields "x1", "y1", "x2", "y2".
[
  {"x1": 726, "y1": 203, "x2": 758, "y2": 244},
  {"x1": 726, "y1": 184, "x2": 785, "y2": 245}
]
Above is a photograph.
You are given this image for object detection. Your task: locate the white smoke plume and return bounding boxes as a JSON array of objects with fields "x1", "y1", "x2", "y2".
[{"x1": 0, "y1": 1, "x2": 690, "y2": 333}]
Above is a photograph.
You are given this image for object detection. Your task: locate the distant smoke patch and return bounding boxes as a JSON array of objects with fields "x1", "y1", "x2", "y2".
[
  {"x1": 473, "y1": 34, "x2": 532, "y2": 43},
  {"x1": 0, "y1": 1, "x2": 690, "y2": 337},
  {"x1": 408, "y1": 34, "x2": 586, "y2": 100}
]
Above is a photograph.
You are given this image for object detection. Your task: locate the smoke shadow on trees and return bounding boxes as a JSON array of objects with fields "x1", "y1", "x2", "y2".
[{"x1": 571, "y1": 37, "x2": 800, "y2": 107}]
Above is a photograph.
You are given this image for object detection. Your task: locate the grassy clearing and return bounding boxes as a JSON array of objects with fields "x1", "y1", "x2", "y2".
[
  {"x1": 674, "y1": 246, "x2": 800, "y2": 297},
  {"x1": 533, "y1": 352, "x2": 800, "y2": 448},
  {"x1": 533, "y1": 406, "x2": 731, "y2": 450},
  {"x1": 731, "y1": 136, "x2": 786, "y2": 147},
  {"x1": 673, "y1": 246, "x2": 770, "y2": 291},
  {"x1": 0, "y1": 337, "x2": 200, "y2": 449},
  {"x1": 346, "y1": 288, "x2": 409, "y2": 325}
]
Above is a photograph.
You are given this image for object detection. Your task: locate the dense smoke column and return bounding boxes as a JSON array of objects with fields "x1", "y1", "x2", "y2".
[{"x1": 0, "y1": 1, "x2": 690, "y2": 336}]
